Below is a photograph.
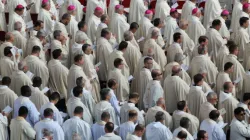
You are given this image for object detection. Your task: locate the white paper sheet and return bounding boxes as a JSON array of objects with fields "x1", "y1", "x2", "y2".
[
  {"x1": 95, "y1": 62, "x2": 102, "y2": 68},
  {"x1": 234, "y1": 77, "x2": 241, "y2": 84},
  {"x1": 42, "y1": 87, "x2": 50, "y2": 93},
  {"x1": 171, "y1": 3, "x2": 179, "y2": 8},
  {"x1": 124, "y1": 8, "x2": 129, "y2": 13},
  {"x1": 26, "y1": 21, "x2": 34, "y2": 29},
  {"x1": 181, "y1": 64, "x2": 189, "y2": 71},
  {"x1": 26, "y1": 71, "x2": 34, "y2": 79},
  {"x1": 219, "y1": 108, "x2": 226, "y2": 115},
  {"x1": 3, "y1": 106, "x2": 13, "y2": 113},
  {"x1": 60, "y1": 111, "x2": 68, "y2": 118},
  {"x1": 128, "y1": 75, "x2": 134, "y2": 81},
  {"x1": 137, "y1": 37, "x2": 145, "y2": 43},
  {"x1": 10, "y1": 48, "x2": 16, "y2": 56}
]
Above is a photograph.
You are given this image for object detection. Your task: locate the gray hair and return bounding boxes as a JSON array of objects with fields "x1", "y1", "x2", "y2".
[
  {"x1": 61, "y1": 13, "x2": 71, "y2": 20},
  {"x1": 101, "y1": 28, "x2": 111, "y2": 38},
  {"x1": 207, "y1": 92, "x2": 217, "y2": 100},
  {"x1": 14, "y1": 22, "x2": 22, "y2": 30},
  {"x1": 18, "y1": 61, "x2": 27, "y2": 70},
  {"x1": 42, "y1": 129, "x2": 53, "y2": 137},
  {"x1": 151, "y1": 28, "x2": 160, "y2": 38},
  {"x1": 36, "y1": 30, "x2": 46, "y2": 38},
  {"x1": 198, "y1": 45, "x2": 207, "y2": 55},
  {"x1": 174, "y1": 53, "x2": 185, "y2": 63},
  {"x1": 53, "y1": 30, "x2": 62, "y2": 39},
  {"x1": 123, "y1": 30, "x2": 133, "y2": 41},
  {"x1": 75, "y1": 32, "x2": 87, "y2": 43},
  {"x1": 179, "y1": 19, "x2": 188, "y2": 28}
]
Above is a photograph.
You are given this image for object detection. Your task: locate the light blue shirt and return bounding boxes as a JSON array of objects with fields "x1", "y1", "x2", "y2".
[
  {"x1": 14, "y1": 96, "x2": 40, "y2": 127},
  {"x1": 146, "y1": 122, "x2": 173, "y2": 140},
  {"x1": 118, "y1": 121, "x2": 136, "y2": 140},
  {"x1": 109, "y1": 89, "x2": 121, "y2": 116},
  {"x1": 91, "y1": 121, "x2": 106, "y2": 140}
]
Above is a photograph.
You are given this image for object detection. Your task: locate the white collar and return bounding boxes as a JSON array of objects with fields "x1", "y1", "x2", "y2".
[
  {"x1": 219, "y1": 91, "x2": 232, "y2": 103},
  {"x1": 193, "y1": 86, "x2": 203, "y2": 90},
  {"x1": 0, "y1": 85, "x2": 8, "y2": 89}
]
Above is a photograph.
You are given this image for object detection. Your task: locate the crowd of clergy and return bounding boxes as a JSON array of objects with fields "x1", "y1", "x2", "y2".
[{"x1": 2, "y1": 0, "x2": 250, "y2": 139}]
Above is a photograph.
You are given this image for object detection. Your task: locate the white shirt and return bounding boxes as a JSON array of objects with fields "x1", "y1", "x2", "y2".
[
  {"x1": 118, "y1": 121, "x2": 136, "y2": 140},
  {"x1": 98, "y1": 133, "x2": 122, "y2": 140},
  {"x1": 173, "y1": 127, "x2": 194, "y2": 140},
  {"x1": 230, "y1": 118, "x2": 250, "y2": 140},
  {"x1": 40, "y1": 102, "x2": 63, "y2": 126},
  {"x1": 200, "y1": 118, "x2": 226, "y2": 140},
  {"x1": 146, "y1": 122, "x2": 173, "y2": 140}
]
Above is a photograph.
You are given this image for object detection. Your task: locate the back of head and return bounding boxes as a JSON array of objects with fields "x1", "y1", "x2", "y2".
[
  {"x1": 32, "y1": 76, "x2": 42, "y2": 87},
  {"x1": 224, "y1": 62, "x2": 233, "y2": 71},
  {"x1": 198, "y1": 36, "x2": 208, "y2": 44},
  {"x1": 53, "y1": 30, "x2": 62, "y2": 39},
  {"x1": 74, "y1": 54, "x2": 83, "y2": 63},
  {"x1": 153, "y1": 18, "x2": 161, "y2": 27},
  {"x1": 198, "y1": 45, "x2": 207, "y2": 55},
  {"x1": 76, "y1": 77, "x2": 84, "y2": 87},
  {"x1": 32, "y1": 46, "x2": 41, "y2": 54},
  {"x1": 129, "y1": 92, "x2": 139, "y2": 100},
  {"x1": 2, "y1": 76, "x2": 11, "y2": 86},
  {"x1": 101, "y1": 112, "x2": 110, "y2": 120},
  {"x1": 197, "y1": 130, "x2": 207, "y2": 140},
  {"x1": 118, "y1": 41, "x2": 128, "y2": 50},
  {"x1": 155, "y1": 111, "x2": 164, "y2": 122},
  {"x1": 78, "y1": 20, "x2": 86, "y2": 30},
  {"x1": 34, "y1": 20, "x2": 44, "y2": 28},
  {"x1": 62, "y1": 13, "x2": 71, "y2": 21},
  {"x1": 52, "y1": 49, "x2": 62, "y2": 59},
  {"x1": 21, "y1": 85, "x2": 31, "y2": 97},
  {"x1": 82, "y1": 44, "x2": 91, "y2": 53},
  {"x1": 240, "y1": 17, "x2": 249, "y2": 26},
  {"x1": 151, "y1": 28, "x2": 159, "y2": 38},
  {"x1": 177, "y1": 130, "x2": 187, "y2": 139},
  {"x1": 173, "y1": 32, "x2": 181, "y2": 42},
  {"x1": 128, "y1": 110, "x2": 138, "y2": 119},
  {"x1": 172, "y1": 65, "x2": 181, "y2": 75},
  {"x1": 101, "y1": 14, "x2": 108, "y2": 22},
  {"x1": 243, "y1": 93, "x2": 250, "y2": 102},
  {"x1": 193, "y1": 74, "x2": 203, "y2": 85},
  {"x1": 4, "y1": 46, "x2": 12, "y2": 57},
  {"x1": 100, "y1": 88, "x2": 111, "y2": 100},
  {"x1": 36, "y1": 30, "x2": 46, "y2": 38},
  {"x1": 5, "y1": 32, "x2": 13, "y2": 41},
  {"x1": 73, "y1": 86, "x2": 83, "y2": 97},
  {"x1": 234, "y1": 107, "x2": 245, "y2": 115},
  {"x1": 130, "y1": 22, "x2": 139, "y2": 30},
  {"x1": 74, "y1": 106, "x2": 83, "y2": 114},
  {"x1": 101, "y1": 28, "x2": 110, "y2": 38},
  {"x1": 105, "y1": 122, "x2": 114, "y2": 133},
  {"x1": 107, "y1": 79, "x2": 116, "y2": 88},
  {"x1": 212, "y1": 19, "x2": 221, "y2": 27},
  {"x1": 151, "y1": 69, "x2": 159, "y2": 80},
  {"x1": 209, "y1": 110, "x2": 220, "y2": 121},
  {"x1": 43, "y1": 108, "x2": 54, "y2": 117},
  {"x1": 174, "y1": 53, "x2": 184, "y2": 63},
  {"x1": 49, "y1": 92, "x2": 60, "y2": 101},
  {"x1": 14, "y1": 21, "x2": 22, "y2": 30},
  {"x1": 135, "y1": 124, "x2": 145, "y2": 132},
  {"x1": 206, "y1": 92, "x2": 217, "y2": 100},
  {"x1": 223, "y1": 82, "x2": 231, "y2": 91},
  {"x1": 144, "y1": 57, "x2": 153, "y2": 64},
  {"x1": 177, "y1": 100, "x2": 186, "y2": 110},
  {"x1": 18, "y1": 106, "x2": 28, "y2": 116},
  {"x1": 228, "y1": 42, "x2": 238, "y2": 54},
  {"x1": 180, "y1": 117, "x2": 190, "y2": 129},
  {"x1": 114, "y1": 58, "x2": 123, "y2": 68},
  {"x1": 123, "y1": 30, "x2": 133, "y2": 41}
]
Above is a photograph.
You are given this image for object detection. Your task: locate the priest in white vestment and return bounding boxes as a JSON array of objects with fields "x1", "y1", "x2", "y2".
[
  {"x1": 235, "y1": 3, "x2": 250, "y2": 36},
  {"x1": 190, "y1": 45, "x2": 218, "y2": 85},
  {"x1": 138, "y1": 57, "x2": 153, "y2": 110},
  {"x1": 230, "y1": 107, "x2": 250, "y2": 140},
  {"x1": 155, "y1": 0, "x2": 170, "y2": 20},
  {"x1": 186, "y1": 8, "x2": 206, "y2": 45},
  {"x1": 145, "y1": 98, "x2": 173, "y2": 130},
  {"x1": 66, "y1": 5, "x2": 79, "y2": 46},
  {"x1": 10, "y1": 106, "x2": 36, "y2": 140},
  {"x1": 216, "y1": 62, "x2": 235, "y2": 96},
  {"x1": 0, "y1": 112, "x2": 8, "y2": 140},
  {"x1": 0, "y1": 1, "x2": 6, "y2": 31},
  {"x1": 0, "y1": 33, "x2": 15, "y2": 58},
  {"x1": 219, "y1": 82, "x2": 239, "y2": 130},
  {"x1": 34, "y1": 108, "x2": 64, "y2": 140},
  {"x1": 63, "y1": 106, "x2": 92, "y2": 140},
  {"x1": 67, "y1": 54, "x2": 92, "y2": 97},
  {"x1": 187, "y1": 74, "x2": 207, "y2": 117},
  {"x1": 215, "y1": 41, "x2": 230, "y2": 72},
  {"x1": 91, "y1": 112, "x2": 110, "y2": 140},
  {"x1": 200, "y1": 110, "x2": 226, "y2": 140},
  {"x1": 123, "y1": 31, "x2": 142, "y2": 75},
  {"x1": 129, "y1": 0, "x2": 147, "y2": 24},
  {"x1": 48, "y1": 49, "x2": 69, "y2": 100},
  {"x1": 143, "y1": 28, "x2": 167, "y2": 71},
  {"x1": 203, "y1": 0, "x2": 222, "y2": 29},
  {"x1": 110, "y1": 5, "x2": 129, "y2": 43},
  {"x1": 199, "y1": 92, "x2": 223, "y2": 121},
  {"x1": 85, "y1": 0, "x2": 106, "y2": 23},
  {"x1": 146, "y1": 111, "x2": 173, "y2": 139},
  {"x1": 0, "y1": 77, "x2": 18, "y2": 115},
  {"x1": 147, "y1": 19, "x2": 165, "y2": 48},
  {"x1": 94, "y1": 88, "x2": 120, "y2": 126},
  {"x1": 38, "y1": 0, "x2": 56, "y2": 35},
  {"x1": 163, "y1": 8, "x2": 179, "y2": 48},
  {"x1": 129, "y1": 23, "x2": 140, "y2": 50},
  {"x1": 164, "y1": 66, "x2": 190, "y2": 113},
  {"x1": 29, "y1": 77, "x2": 49, "y2": 111},
  {"x1": 10, "y1": 61, "x2": 32, "y2": 96},
  {"x1": 118, "y1": 110, "x2": 137, "y2": 140},
  {"x1": 66, "y1": 86, "x2": 93, "y2": 125},
  {"x1": 96, "y1": 28, "x2": 113, "y2": 82},
  {"x1": 40, "y1": 92, "x2": 63, "y2": 126},
  {"x1": 24, "y1": 46, "x2": 49, "y2": 89},
  {"x1": 87, "y1": 7, "x2": 103, "y2": 44},
  {"x1": 14, "y1": 86, "x2": 40, "y2": 127},
  {"x1": 82, "y1": 44, "x2": 101, "y2": 102},
  {"x1": 8, "y1": 5, "x2": 26, "y2": 36},
  {"x1": 181, "y1": 0, "x2": 196, "y2": 20},
  {"x1": 172, "y1": 101, "x2": 199, "y2": 135},
  {"x1": 98, "y1": 122, "x2": 122, "y2": 140},
  {"x1": 108, "y1": 58, "x2": 129, "y2": 102},
  {"x1": 230, "y1": 0, "x2": 247, "y2": 32},
  {"x1": 136, "y1": 10, "x2": 154, "y2": 51},
  {"x1": 108, "y1": 41, "x2": 130, "y2": 78},
  {"x1": 167, "y1": 33, "x2": 184, "y2": 64},
  {"x1": 144, "y1": 69, "x2": 164, "y2": 109},
  {"x1": 120, "y1": 92, "x2": 145, "y2": 125},
  {"x1": 67, "y1": 0, "x2": 84, "y2": 22},
  {"x1": 205, "y1": 19, "x2": 227, "y2": 64},
  {"x1": 175, "y1": 19, "x2": 195, "y2": 66},
  {"x1": 11, "y1": 22, "x2": 27, "y2": 57},
  {"x1": 0, "y1": 47, "x2": 17, "y2": 77},
  {"x1": 172, "y1": 117, "x2": 194, "y2": 140},
  {"x1": 217, "y1": 10, "x2": 230, "y2": 39},
  {"x1": 223, "y1": 44, "x2": 245, "y2": 100}
]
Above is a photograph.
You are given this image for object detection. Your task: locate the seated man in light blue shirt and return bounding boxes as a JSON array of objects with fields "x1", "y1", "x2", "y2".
[{"x1": 14, "y1": 85, "x2": 40, "y2": 127}]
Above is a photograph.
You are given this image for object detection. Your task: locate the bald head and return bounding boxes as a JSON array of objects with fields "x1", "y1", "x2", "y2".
[
  {"x1": 179, "y1": 19, "x2": 188, "y2": 30},
  {"x1": 172, "y1": 65, "x2": 181, "y2": 75},
  {"x1": 151, "y1": 28, "x2": 160, "y2": 38},
  {"x1": 156, "y1": 98, "x2": 165, "y2": 106},
  {"x1": 14, "y1": 22, "x2": 22, "y2": 31},
  {"x1": 5, "y1": 32, "x2": 14, "y2": 42},
  {"x1": 147, "y1": 48, "x2": 154, "y2": 57},
  {"x1": 151, "y1": 69, "x2": 162, "y2": 80}
]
